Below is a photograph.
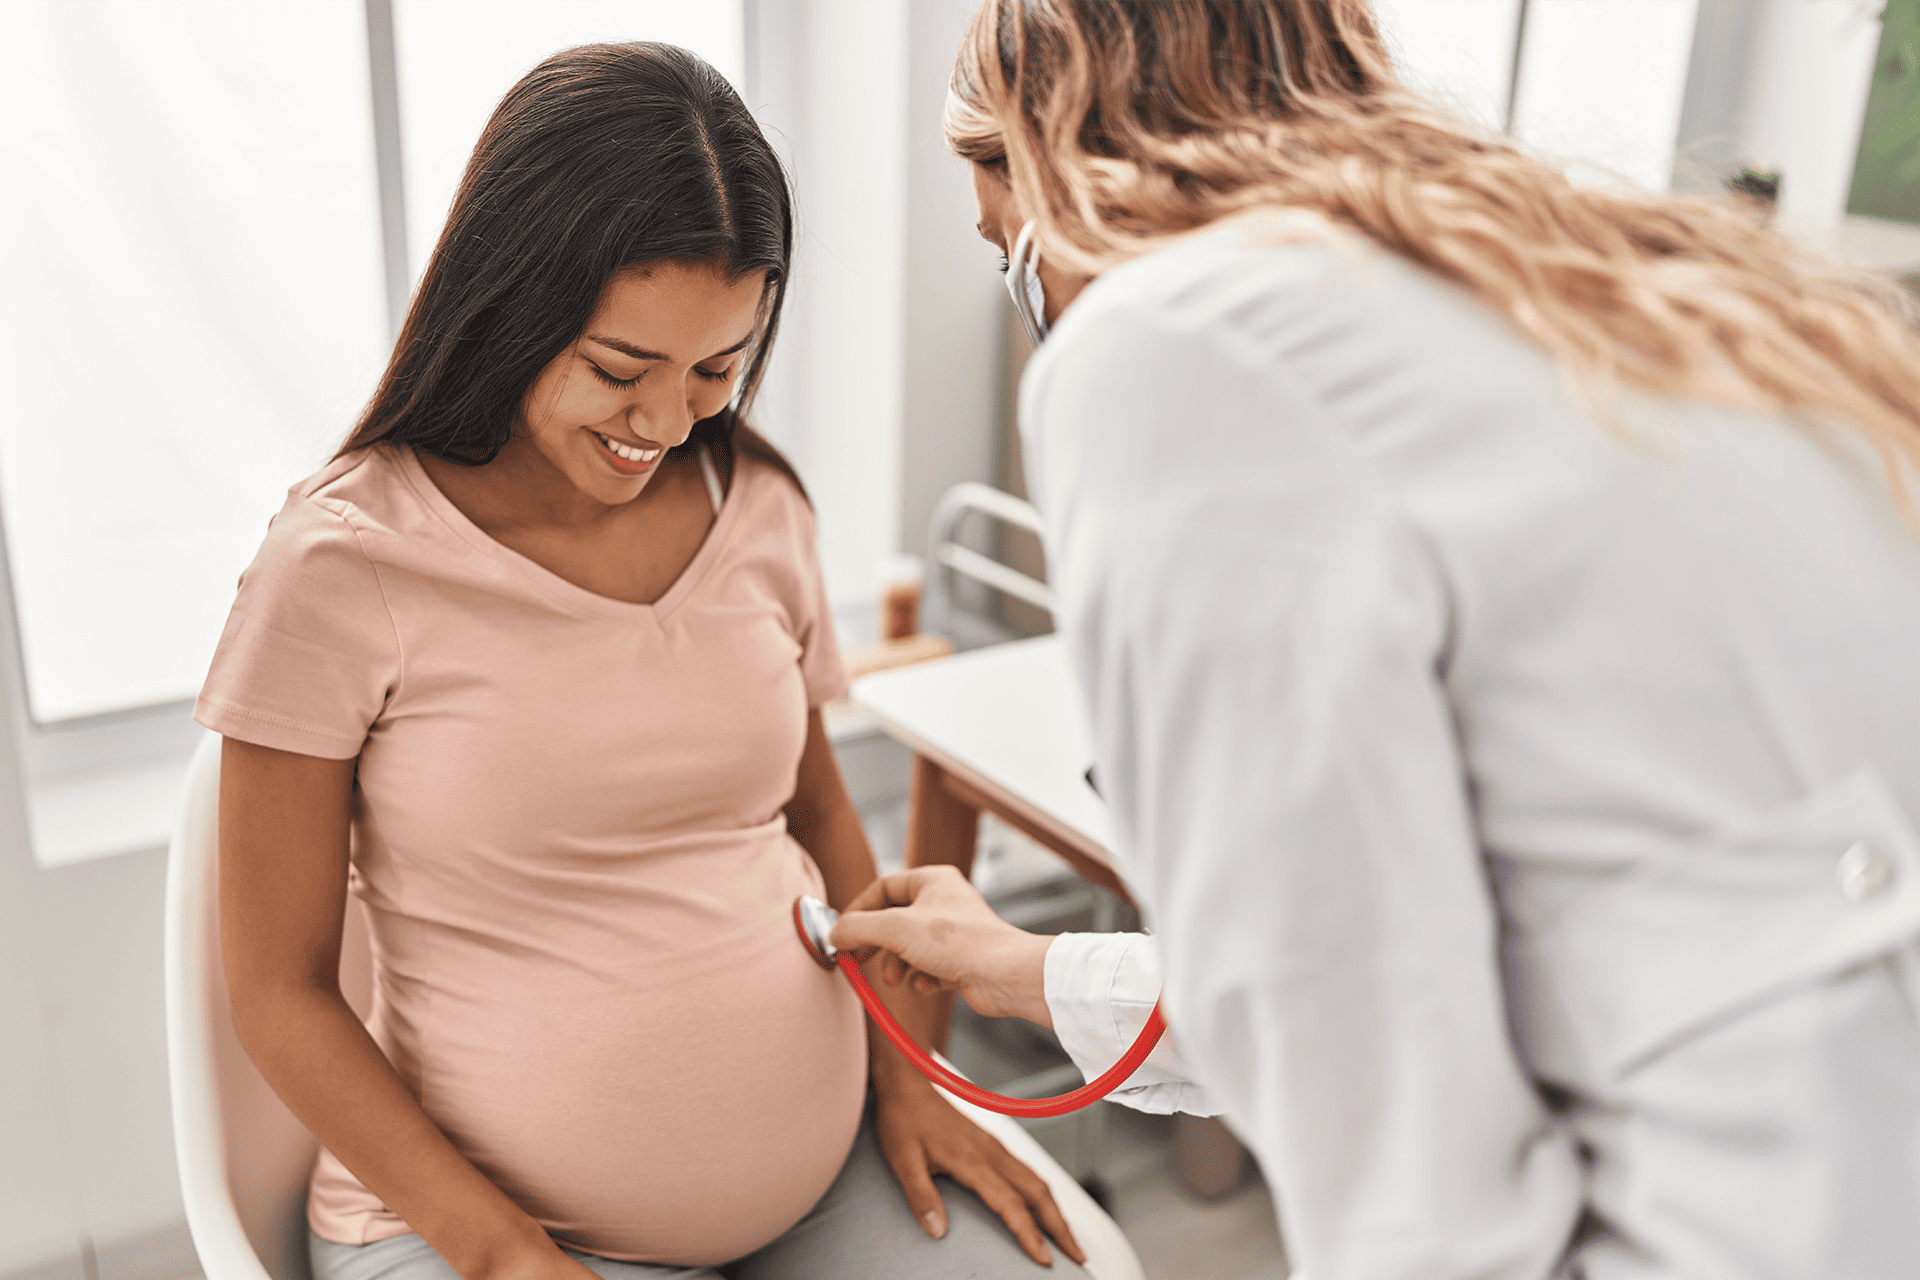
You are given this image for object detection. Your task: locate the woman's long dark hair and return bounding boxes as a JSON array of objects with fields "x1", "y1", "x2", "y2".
[{"x1": 339, "y1": 42, "x2": 803, "y2": 495}]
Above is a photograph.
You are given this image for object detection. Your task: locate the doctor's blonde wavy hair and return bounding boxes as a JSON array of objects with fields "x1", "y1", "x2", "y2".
[{"x1": 947, "y1": 0, "x2": 1920, "y2": 505}]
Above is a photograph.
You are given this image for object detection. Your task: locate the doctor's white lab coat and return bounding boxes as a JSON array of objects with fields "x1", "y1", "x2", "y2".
[{"x1": 1020, "y1": 212, "x2": 1920, "y2": 1279}]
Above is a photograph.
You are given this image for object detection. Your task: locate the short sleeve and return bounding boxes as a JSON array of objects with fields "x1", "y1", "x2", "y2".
[
  {"x1": 782, "y1": 489, "x2": 847, "y2": 709},
  {"x1": 194, "y1": 494, "x2": 402, "y2": 759}
]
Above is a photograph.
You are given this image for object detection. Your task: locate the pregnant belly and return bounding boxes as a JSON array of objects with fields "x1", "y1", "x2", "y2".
[{"x1": 389, "y1": 837, "x2": 870, "y2": 1264}]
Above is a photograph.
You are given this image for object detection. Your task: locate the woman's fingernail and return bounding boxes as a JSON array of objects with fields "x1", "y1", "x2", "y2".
[{"x1": 922, "y1": 1210, "x2": 946, "y2": 1238}]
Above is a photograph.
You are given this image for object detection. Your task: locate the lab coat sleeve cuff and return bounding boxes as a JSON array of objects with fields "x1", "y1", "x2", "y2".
[{"x1": 1044, "y1": 932, "x2": 1221, "y2": 1116}]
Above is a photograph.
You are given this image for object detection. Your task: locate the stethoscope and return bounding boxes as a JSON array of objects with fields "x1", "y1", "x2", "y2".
[
  {"x1": 789, "y1": 224, "x2": 1164, "y2": 1117},
  {"x1": 793, "y1": 894, "x2": 1168, "y2": 1117}
]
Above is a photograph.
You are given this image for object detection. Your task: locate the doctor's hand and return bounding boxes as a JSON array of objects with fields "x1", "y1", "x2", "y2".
[{"x1": 832, "y1": 866, "x2": 1054, "y2": 1028}]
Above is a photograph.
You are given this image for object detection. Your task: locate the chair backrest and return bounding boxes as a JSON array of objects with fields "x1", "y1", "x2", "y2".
[
  {"x1": 164, "y1": 733, "x2": 372, "y2": 1280},
  {"x1": 924, "y1": 482, "x2": 1053, "y2": 645}
]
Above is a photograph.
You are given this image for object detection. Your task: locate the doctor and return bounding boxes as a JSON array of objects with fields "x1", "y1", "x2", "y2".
[{"x1": 839, "y1": 1, "x2": 1920, "y2": 1277}]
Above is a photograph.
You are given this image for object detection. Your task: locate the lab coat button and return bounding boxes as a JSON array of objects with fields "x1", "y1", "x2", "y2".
[
  {"x1": 1120, "y1": 1086, "x2": 1148, "y2": 1095},
  {"x1": 1836, "y1": 841, "x2": 1895, "y2": 904}
]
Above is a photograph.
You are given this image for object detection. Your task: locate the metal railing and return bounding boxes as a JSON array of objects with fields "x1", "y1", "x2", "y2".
[{"x1": 924, "y1": 481, "x2": 1053, "y2": 642}]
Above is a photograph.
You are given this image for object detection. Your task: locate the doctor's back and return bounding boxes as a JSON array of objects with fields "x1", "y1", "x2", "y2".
[
  {"x1": 1019, "y1": 220, "x2": 1920, "y2": 1275},
  {"x1": 949, "y1": 1, "x2": 1920, "y2": 1273}
]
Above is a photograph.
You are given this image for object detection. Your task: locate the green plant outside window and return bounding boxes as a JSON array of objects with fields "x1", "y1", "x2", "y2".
[{"x1": 1849, "y1": 0, "x2": 1920, "y2": 224}]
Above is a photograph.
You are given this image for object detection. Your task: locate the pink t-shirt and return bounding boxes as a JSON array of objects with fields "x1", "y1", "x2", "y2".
[{"x1": 195, "y1": 443, "x2": 868, "y2": 1264}]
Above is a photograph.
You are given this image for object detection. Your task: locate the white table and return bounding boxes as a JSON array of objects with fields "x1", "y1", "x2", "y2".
[{"x1": 850, "y1": 635, "x2": 1127, "y2": 905}]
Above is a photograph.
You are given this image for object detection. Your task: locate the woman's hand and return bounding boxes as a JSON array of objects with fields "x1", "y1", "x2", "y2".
[
  {"x1": 831, "y1": 866, "x2": 1056, "y2": 1026},
  {"x1": 869, "y1": 1067, "x2": 1086, "y2": 1269},
  {"x1": 783, "y1": 719, "x2": 1081, "y2": 1266}
]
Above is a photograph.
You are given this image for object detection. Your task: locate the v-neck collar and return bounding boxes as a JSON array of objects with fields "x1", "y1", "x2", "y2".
[{"x1": 394, "y1": 443, "x2": 749, "y2": 625}]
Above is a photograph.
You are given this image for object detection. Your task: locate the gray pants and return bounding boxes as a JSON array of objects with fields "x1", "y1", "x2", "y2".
[{"x1": 310, "y1": 1104, "x2": 1088, "y2": 1279}]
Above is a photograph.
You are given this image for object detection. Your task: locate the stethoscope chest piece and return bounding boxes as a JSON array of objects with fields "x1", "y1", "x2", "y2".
[
  {"x1": 793, "y1": 894, "x2": 841, "y2": 969},
  {"x1": 787, "y1": 890, "x2": 1165, "y2": 1117}
]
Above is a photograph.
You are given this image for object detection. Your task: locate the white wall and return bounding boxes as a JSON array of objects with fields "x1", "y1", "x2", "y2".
[
  {"x1": 1511, "y1": 0, "x2": 1702, "y2": 192},
  {"x1": 748, "y1": 0, "x2": 1004, "y2": 631},
  {"x1": 899, "y1": 0, "x2": 1008, "y2": 572},
  {"x1": 749, "y1": 0, "x2": 910, "y2": 630},
  {"x1": 0, "y1": 747, "x2": 85, "y2": 1279},
  {"x1": 0, "y1": 572, "x2": 192, "y2": 1278},
  {"x1": 1372, "y1": 0, "x2": 1522, "y2": 131},
  {"x1": 1741, "y1": 0, "x2": 1881, "y2": 230}
]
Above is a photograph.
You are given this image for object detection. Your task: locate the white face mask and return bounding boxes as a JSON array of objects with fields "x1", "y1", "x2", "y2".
[{"x1": 1005, "y1": 220, "x2": 1049, "y2": 346}]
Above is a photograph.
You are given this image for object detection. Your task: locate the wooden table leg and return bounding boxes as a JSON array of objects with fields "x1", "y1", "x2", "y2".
[
  {"x1": 1176, "y1": 1114, "x2": 1250, "y2": 1200},
  {"x1": 903, "y1": 755, "x2": 980, "y2": 1052}
]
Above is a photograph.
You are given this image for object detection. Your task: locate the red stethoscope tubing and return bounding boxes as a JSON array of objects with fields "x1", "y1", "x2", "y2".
[{"x1": 832, "y1": 948, "x2": 1169, "y2": 1119}]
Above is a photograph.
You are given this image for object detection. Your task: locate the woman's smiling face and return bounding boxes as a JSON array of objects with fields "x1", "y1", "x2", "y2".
[{"x1": 509, "y1": 260, "x2": 767, "y2": 508}]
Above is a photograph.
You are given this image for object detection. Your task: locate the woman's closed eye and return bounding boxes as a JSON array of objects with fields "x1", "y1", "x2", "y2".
[
  {"x1": 589, "y1": 362, "x2": 733, "y2": 388},
  {"x1": 590, "y1": 363, "x2": 640, "y2": 388}
]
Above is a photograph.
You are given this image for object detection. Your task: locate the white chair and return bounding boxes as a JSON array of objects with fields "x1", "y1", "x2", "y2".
[
  {"x1": 164, "y1": 734, "x2": 1143, "y2": 1280},
  {"x1": 924, "y1": 481, "x2": 1054, "y2": 651},
  {"x1": 164, "y1": 732, "x2": 361, "y2": 1280}
]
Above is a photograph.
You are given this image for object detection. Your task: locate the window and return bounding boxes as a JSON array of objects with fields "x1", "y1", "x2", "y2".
[
  {"x1": 0, "y1": 0, "x2": 390, "y2": 727},
  {"x1": 1373, "y1": 0, "x2": 1703, "y2": 192},
  {"x1": 1510, "y1": 0, "x2": 1701, "y2": 193},
  {"x1": 1, "y1": 0, "x2": 742, "y2": 866},
  {"x1": 1372, "y1": 0, "x2": 1523, "y2": 132}
]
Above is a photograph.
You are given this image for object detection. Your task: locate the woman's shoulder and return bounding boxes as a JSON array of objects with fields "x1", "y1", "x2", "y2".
[
  {"x1": 272, "y1": 443, "x2": 465, "y2": 551},
  {"x1": 1068, "y1": 211, "x2": 1361, "y2": 328},
  {"x1": 1036, "y1": 210, "x2": 1552, "y2": 432},
  {"x1": 714, "y1": 447, "x2": 831, "y2": 608},
  {"x1": 1028, "y1": 230, "x2": 1346, "y2": 400},
  {"x1": 287, "y1": 442, "x2": 419, "y2": 520},
  {"x1": 250, "y1": 443, "x2": 446, "y2": 582},
  {"x1": 729, "y1": 445, "x2": 813, "y2": 531},
  {"x1": 1053, "y1": 207, "x2": 1514, "y2": 376}
]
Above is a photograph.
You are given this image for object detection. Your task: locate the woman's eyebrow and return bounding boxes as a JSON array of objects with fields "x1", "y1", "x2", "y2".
[{"x1": 585, "y1": 332, "x2": 754, "y2": 362}]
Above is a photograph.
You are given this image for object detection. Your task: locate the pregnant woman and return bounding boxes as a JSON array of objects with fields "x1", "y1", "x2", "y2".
[{"x1": 199, "y1": 43, "x2": 1082, "y2": 1280}]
